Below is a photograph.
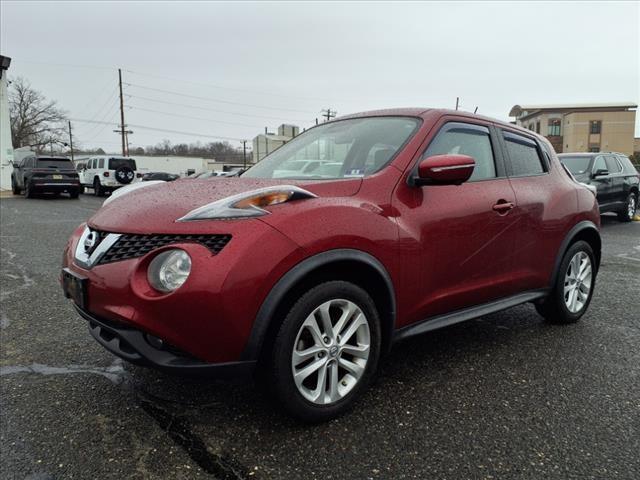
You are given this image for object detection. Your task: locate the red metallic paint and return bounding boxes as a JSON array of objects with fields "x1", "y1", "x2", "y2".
[{"x1": 63, "y1": 109, "x2": 600, "y2": 366}]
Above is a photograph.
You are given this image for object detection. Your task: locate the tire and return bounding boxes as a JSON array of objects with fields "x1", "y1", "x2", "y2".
[
  {"x1": 617, "y1": 192, "x2": 637, "y2": 222},
  {"x1": 93, "y1": 178, "x2": 104, "y2": 197},
  {"x1": 79, "y1": 185, "x2": 85, "y2": 195},
  {"x1": 269, "y1": 281, "x2": 381, "y2": 422},
  {"x1": 535, "y1": 240, "x2": 596, "y2": 324},
  {"x1": 25, "y1": 181, "x2": 34, "y2": 199},
  {"x1": 69, "y1": 190, "x2": 80, "y2": 199},
  {"x1": 11, "y1": 178, "x2": 20, "y2": 195}
]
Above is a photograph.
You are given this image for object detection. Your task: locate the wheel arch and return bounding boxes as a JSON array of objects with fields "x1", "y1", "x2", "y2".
[
  {"x1": 550, "y1": 220, "x2": 601, "y2": 288},
  {"x1": 242, "y1": 249, "x2": 397, "y2": 363}
]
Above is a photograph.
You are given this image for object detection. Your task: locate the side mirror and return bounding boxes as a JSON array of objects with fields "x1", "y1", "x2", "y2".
[
  {"x1": 593, "y1": 168, "x2": 609, "y2": 178},
  {"x1": 414, "y1": 154, "x2": 475, "y2": 186}
]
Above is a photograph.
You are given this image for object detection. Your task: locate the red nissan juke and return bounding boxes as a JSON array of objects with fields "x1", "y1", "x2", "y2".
[{"x1": 62, "y1": 109, "x2": 601, "y2": 421}]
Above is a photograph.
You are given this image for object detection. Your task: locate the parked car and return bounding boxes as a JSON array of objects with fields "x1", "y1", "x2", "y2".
[
  {"x1": 559, "y1": 152, "x2": 639, "y2": 221},
  {"x1": 62, "y1": 109, "x2": 601, "y2": 421},
  {"x1": 141, "y1": 172, "x2": 180, "y2": 182},
  {"x1": 11, "y1": 155, "x2": 81, "y2": 198},
  {"x1": 79, "y1": 155, "x2": 141, "y2": 196}
]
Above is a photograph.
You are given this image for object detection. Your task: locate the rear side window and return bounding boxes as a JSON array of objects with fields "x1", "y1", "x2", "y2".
[
  {"x1": 423, "y1": 123, "x2": 496, "y2": 181},
  {"x1": 98, "y1": 158, "x2": 104, "y2": 168},
  {"x1": 604, "y1": 155, "x2": 621, "y2": 174},
  {"x1": 36, "y1": 158, "x2": 74, "y2": 169},
  {"x1": 503, "y1": 132, "x2": 545, "y2": 176}
]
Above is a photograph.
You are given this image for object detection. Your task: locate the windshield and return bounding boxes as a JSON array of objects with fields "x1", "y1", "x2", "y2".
[
  {"x1": 108, "y1": 158, "x2": 137, "y2": 170},
  {"x1": 560, "y1": 156, "x2": 592, "y2": 175},
  {"x1": 37, "y1": 158, "x2": 74, "y2": 169},
  {"x1": 242, "y1": 117, "x2": 420, "y2": 180}
]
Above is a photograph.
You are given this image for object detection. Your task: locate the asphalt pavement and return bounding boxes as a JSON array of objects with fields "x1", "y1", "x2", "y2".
[{"x1": 1, "y1": 193, "x2": 639, "y2": 480}]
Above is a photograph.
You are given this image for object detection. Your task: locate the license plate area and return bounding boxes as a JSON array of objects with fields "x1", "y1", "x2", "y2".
[
  {"x1": 62, "y1": 268, "x2": 88, "y2": 309},
  {"x1": 52, "y1": 174, "x2": 63, "y2": 179}
]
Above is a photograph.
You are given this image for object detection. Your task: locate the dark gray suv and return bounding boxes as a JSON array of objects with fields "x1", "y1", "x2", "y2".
[{"x1": 559, "y1": 152, "x2": 639, "y2": 222}]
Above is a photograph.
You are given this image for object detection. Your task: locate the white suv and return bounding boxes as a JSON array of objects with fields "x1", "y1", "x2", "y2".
[{"x1": 79, "y1": 156, "x2": 140, "y2": 196}]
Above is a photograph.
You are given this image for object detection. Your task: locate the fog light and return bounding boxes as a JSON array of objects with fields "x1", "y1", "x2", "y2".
[{"x1": 147, "y1": 249, "x2": 191, "y2": 293}]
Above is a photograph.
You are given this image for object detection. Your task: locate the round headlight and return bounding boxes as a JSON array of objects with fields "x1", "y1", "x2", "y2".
[{"x1": 147, "y1": 249, "x2": 192, "y2": 293}]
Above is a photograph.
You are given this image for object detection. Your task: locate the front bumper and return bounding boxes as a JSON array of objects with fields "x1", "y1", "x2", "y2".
[{"x1": 75, "y1": 304, "x2": 256, "y2": 377}]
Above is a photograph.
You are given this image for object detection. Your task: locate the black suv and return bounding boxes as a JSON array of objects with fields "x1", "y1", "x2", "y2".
[
  {"x1": 11, "y1": 155, "x2": 81, "y2": 199},
  {"x1": 559, "y1": 152, "x2": 639, "y2": 222}
]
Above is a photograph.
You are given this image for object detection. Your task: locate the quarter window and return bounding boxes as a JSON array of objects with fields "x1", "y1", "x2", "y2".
[
  {"x1": 423, "y1": 123, "x2": 497, "y2": 181},
  {"x1": 98, "y1": 158, "x2": 104, "y2": 168},
  {"x1": 503, "y1": 131, "x2": 546, "y2": 176}
]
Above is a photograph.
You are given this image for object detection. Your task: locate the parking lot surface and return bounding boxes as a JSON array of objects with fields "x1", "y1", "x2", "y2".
[{"x1": 1, "y1": 194, "x2": 639, "y2": 480}]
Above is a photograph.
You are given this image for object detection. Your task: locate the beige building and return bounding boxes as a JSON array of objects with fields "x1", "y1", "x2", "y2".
[
  {"x1": 509, "y1": 102, "x2": 637, "y2": 155},
  {"x1": 252, "y1": 124, "x2": 300, "y2": 163}
]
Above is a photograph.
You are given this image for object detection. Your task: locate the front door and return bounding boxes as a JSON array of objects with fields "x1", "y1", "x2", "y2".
[{"x1": 395, "y1": 120, "x2": 520, "y2": 323}]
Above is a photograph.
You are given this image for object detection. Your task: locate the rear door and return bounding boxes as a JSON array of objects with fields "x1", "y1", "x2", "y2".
[
  {"x1": 499, "y1": 129, "x2": 560, "y2": 291},
  {"x1": 604, "y1": 155, "x2": 625, "y2": 208}
]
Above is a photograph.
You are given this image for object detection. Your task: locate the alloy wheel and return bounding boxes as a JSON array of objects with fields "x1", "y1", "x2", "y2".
[
  {"x1": 563, "y1": 251, "x2": 592, "y2": 313},
  {"x1": 291, "y1": 299, "x2": 370, "y2": 405},
  {"x1": 628, "y1": 195, "x2": 637, "y2": 218}
]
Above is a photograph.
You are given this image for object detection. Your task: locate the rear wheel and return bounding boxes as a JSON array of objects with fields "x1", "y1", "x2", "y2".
[
  {"x1": 79, "y1": 185, "x2": 85, "y2": 194},
  {"x1": 69, "y1": 190, "x2": 80, "y2": 199},
  {"x1": 93, "y1": 178, "x2": 104, "y2": 197},
  {"x1": 617, "y1": 192, "x2": 637, "y2": 222},
  {"x1": 269, "y1": 281, "x2": 381, "y2": 422},
  {"x1": 535, "y1": 240, "x2": 596, "y2": 324},
  {"x1": 25, "y1": 181, "x2": 34, "y2": 199}
]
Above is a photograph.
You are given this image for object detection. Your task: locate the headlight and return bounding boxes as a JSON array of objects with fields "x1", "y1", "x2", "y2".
[
  {"x1": 177, "y1": 185, "x2": 316, "y2": 221},
  {"x1": 147, "y1": 249, "x2": 192, "y2": 293}
]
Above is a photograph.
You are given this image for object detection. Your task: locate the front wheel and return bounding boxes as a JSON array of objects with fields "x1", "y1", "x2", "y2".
[
  {"x1": 617, "y1": 192, "x2": 637, "y2": 222},
  {"x1": 11, "y1": 178, "x2": 20, "y2": 195},
  {"x1": 269, "y1": 281, "x2": 381, "y2": 422},
  {"x1": 535, "y1": 240, "x2": 596, "y2": 324}
]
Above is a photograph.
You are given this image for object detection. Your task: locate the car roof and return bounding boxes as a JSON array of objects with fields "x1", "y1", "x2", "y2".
[{"x1": 335, "y1": 107, "x2": 540, "y2": 138}]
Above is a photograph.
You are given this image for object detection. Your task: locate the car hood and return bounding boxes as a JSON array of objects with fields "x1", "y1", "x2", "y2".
[{"x1": 88, "y1": 177, "x2": 362, "y2": 234}]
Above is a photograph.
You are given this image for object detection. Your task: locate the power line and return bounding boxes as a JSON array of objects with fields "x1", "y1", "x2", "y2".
[
  {"x1": 124, "y1": 82, "x2": 317, "y2": 114},
  {"x1": 69, "y1": 118, "x2": 245, "y2": 142},
  {"x1": 127, "y1": 94, "x2": 310, "y2": 122},
  {"x1": 124, "y1": 68, "x2": 351, "y2": 104},
  {"x1": 127, "y1": 105, "x2": 264, "y2": 129}
]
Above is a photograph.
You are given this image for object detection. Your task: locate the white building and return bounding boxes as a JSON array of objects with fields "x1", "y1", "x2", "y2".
[{"x1": 0, "y1": 55, "x2": 14, "y2": 191}]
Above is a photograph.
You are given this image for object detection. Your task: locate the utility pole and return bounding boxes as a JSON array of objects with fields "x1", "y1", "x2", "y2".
[
  {"x1": 68, "y1": 120, "x2": 75, "y2": 162},
  {"x1": 321, "y1": 108, "x2": 336, "y2": 122},
  {"x1": 455, "y1": 97, "x2": 459, "y2": 110},
  {"x1": 118, "y1": 68, "x2": 126, "y2": 156},
  {"x1": 241, "y1": 140, "x2": 247, "y2": 170}
]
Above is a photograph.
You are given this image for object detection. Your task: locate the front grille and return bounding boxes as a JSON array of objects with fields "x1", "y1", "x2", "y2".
[{"x1": 97, "y1": 233, "x2": 231, "y2": 265}]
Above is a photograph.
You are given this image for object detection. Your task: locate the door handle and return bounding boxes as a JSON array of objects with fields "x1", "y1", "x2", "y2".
[{"x1": 492, "y1": 200, "x2": 514, "y2": 214}]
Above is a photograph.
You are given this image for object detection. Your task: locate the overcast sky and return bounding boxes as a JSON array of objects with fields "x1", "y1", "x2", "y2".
[{"x1": 1, "y1": 1, "x2": 638, "y2": 152}]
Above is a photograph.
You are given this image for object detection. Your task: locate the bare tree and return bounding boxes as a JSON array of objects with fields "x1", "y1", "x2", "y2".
[{"x1": 9, "y1": 77, "x2": 67, "y2": 150}]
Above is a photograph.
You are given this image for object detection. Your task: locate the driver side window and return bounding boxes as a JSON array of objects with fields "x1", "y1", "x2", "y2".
[
  {"x1": 423, "y1": 123, "x2": 497, "y2": 181},
  {"x1": 593, "y1": 155, "x2": 606, "y2": 173}
]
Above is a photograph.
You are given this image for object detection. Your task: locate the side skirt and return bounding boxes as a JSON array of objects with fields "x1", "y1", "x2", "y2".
[{"x1": 393, "y1": 289, "x2": 549, "y2": 343}]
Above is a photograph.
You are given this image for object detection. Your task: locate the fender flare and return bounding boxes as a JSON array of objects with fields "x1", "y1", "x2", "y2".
[
  {"x1": 549, "y1": 220, "x2": 601, "y2": 288},
  {"x1": 241, "y1": 248, "x2": 397, "y2": 361}
]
